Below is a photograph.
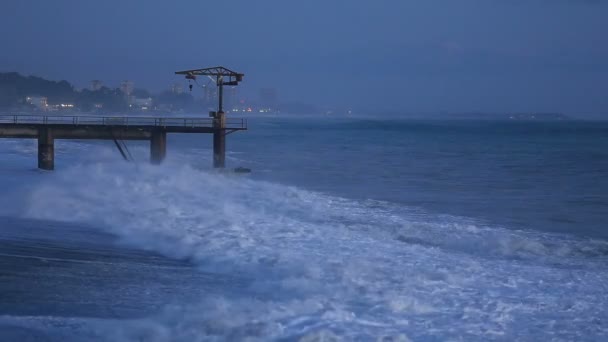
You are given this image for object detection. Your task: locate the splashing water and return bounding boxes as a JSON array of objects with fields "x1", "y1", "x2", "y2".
[{"x1": 19, "y1": 158, "x2": 608, "y2": 341}]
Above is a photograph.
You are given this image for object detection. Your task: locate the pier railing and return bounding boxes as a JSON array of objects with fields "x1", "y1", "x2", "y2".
[{"x1": 0, "y1": 115, "x2": 247, "y2": 129}]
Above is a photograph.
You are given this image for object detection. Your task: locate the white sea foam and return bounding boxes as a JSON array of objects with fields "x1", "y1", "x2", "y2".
[{"x1": 19, "y1": 153, "x2": 608, "y2": 341}]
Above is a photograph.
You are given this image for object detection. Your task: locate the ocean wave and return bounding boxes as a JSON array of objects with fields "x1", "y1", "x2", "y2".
[{"x1": 20, "y1": 158, "x2": 608, "y2": 340}]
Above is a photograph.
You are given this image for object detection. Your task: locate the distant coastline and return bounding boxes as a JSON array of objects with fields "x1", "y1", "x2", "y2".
[
  {"x1": 448, "y1": 112, "x2": 570, "y2": 121},
  {"x1": 0, "y1": 72, "x2": 586, "y2": 120}
]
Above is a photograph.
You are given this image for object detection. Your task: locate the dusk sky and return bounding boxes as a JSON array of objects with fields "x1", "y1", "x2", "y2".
[{"x1": 1, "y1": 0, "x2": 607, "y2": 115}]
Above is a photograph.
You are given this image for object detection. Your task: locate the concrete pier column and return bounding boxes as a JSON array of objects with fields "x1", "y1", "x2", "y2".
[
  {"x1": 150, "y1": 130, "x2": 167, "y2": 164},
  {"x1": 213, "y1": 111, "x2": 226, "y2": 168},
  {"x1": 37, "y1": 127, "x2": 54, "y2": 170}
]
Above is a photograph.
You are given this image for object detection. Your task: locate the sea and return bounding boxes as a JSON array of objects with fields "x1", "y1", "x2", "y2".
[{"x1": 0, "y1": 115, "x2": 607, "y2": 341}]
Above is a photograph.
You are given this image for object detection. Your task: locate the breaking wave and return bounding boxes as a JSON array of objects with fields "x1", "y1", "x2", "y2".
[{"x1": 19, "y1": 155, "x2": 608, "y2": 341}]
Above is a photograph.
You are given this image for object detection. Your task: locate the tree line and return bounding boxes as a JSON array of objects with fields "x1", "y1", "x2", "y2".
[{"x1": 0, "y1": 72, "x2": 197, "y2": 112}]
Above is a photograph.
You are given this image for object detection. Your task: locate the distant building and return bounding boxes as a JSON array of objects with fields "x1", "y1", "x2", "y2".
[
  {"x1": 48, "y1": 103, "x2": 75, "y2": 112},
  {"x1": 226, "y1": 86, "x2": 238, "y2": 111},
  {"x1": 259, "y1": 88, "x2": 278, "y2": 112},
  {"x1": 26, "y1": 96, "x2": 48, "y2": 111},
  {"x1": 90, "y1": 80, "x2": 103, "y2": 91},
  {"x1": 202, "y1": 84, "x2": 217, "y2": 109},
  {"x1": 120, "y1": 80, "x2": 134, "y2": 96},
  {"x1": 133, "y1": 97, "x2": 153, "y2": 111},
  {"x1": 171, "y1": 83, "x2": 184, "y2": 94}
]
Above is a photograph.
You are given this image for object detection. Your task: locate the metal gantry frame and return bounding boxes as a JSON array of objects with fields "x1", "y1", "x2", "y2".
[
  {"x1": 175, "y1": 66, "x2": 244, "y2": 114},
  {"x1": 175, "y1": 66, "x2": 245, "y2": 168}
]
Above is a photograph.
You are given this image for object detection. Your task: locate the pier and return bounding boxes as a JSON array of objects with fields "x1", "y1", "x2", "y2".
[
  {"x1": 0, "y1": 66, "x2": 247, "y2": 170},
  {"x1": 0, "y1": 114, "x2": 247, "y2": 170}
]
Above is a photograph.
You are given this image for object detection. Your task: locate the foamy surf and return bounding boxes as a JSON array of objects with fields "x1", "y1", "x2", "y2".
[{"x1": 19, "y1": 158, "x2": 608, "y2": 341}]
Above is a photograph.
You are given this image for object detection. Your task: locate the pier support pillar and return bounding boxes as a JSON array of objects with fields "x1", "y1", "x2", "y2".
[
  {"x1": 150, "y1": 130, "x2": 167, "y2": 165},
  {"x1": 37, "y1": 127, "x2": 54, "y2": 170},
  {"x1": 213, "y1": 111, "x2": 226, "y2": 168}
]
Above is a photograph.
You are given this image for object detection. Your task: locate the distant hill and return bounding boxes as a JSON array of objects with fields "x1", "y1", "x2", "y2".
[
  {"x1": 0, "y1": 72, "x2": 76, "y2": 109},
  {"x1": 0, "y1": 72, "x2": 197, "y2": 113}
]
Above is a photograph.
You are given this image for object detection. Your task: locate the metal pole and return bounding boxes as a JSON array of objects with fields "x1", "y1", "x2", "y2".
[
  {"x1": 213, "y1": 116, "x2": 226, "y2": 168},
  {"x1": 214, "y1": 76, "x2": 226, "y2": 169},
  {"x1": 218, "y1": 76, "x2": 224, "y2": 113}
]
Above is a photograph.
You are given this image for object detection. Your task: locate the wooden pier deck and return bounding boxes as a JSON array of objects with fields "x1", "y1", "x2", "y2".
[{"x1": 0, "y1": 114, "x2": 247, "y2": 170}]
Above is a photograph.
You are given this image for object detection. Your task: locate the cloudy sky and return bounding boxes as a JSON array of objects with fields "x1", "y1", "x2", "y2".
[{"x1": 1, "y1": 0, "x2": 607, "y2": 115}]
